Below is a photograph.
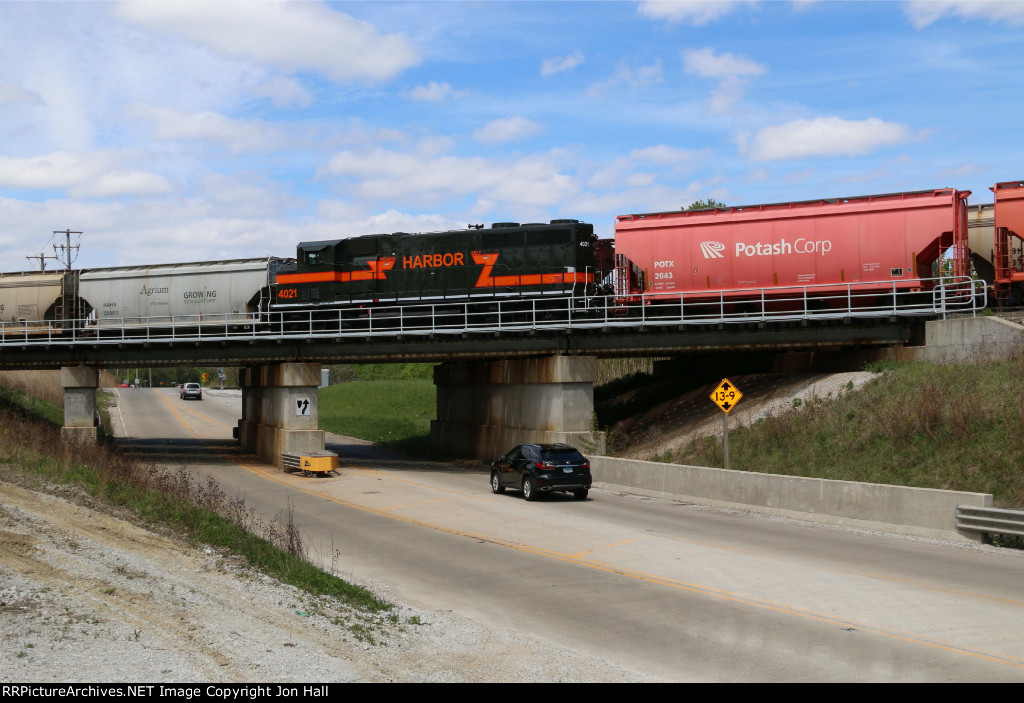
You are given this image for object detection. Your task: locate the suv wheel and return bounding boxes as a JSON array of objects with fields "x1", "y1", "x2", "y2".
[
  {"x1": 522, "y1": 476, "x2": 538, "y2": 501},
  {"x1": 490, "y1": 471, "x2": 505, "y2": 494},
  {"x1": 573, "y1": 488, "x2": 589, "y2": 501}
]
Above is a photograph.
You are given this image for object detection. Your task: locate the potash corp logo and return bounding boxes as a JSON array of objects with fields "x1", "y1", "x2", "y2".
[{"x1": 699, "y1": 241, "x2": 726, "y2": 259}]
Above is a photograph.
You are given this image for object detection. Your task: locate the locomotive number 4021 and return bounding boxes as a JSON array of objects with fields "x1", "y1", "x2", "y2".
[{"x1": 278, "y1": 288, "x2": 298, "y2": 299}]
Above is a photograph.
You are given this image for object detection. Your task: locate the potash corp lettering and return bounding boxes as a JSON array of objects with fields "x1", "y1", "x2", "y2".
[{"x1": 735, "y1": 238, "x2": 832, "y2": 257}]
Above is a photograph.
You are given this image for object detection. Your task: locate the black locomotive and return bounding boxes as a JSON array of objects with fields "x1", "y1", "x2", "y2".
[{"x1": 273, "y1": 219, "x2": 605, "y2": 310}]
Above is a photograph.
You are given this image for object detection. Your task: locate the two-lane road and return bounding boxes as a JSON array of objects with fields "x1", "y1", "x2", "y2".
[{"x1": 113, "y1": 387, "x2": 1024, "y2": 682}]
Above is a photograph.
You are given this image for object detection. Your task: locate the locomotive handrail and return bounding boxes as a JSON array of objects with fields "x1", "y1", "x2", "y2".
[{"x1": 0, "y1": 276, "x2": 987, "y2": 348}]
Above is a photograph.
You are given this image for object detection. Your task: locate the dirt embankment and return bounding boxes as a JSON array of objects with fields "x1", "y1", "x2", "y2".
[{"x1": 607, "y1": 371, "x2": 878, "y2": 461}]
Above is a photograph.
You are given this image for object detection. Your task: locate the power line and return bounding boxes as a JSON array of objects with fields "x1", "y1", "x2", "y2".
[{"x1": 52, "y1": 229, "x2": 82, "y2": 270}]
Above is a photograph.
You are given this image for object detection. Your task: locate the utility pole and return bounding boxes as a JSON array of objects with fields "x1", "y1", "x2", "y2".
[
  {"x1": 26, "y1": 251, "x2": 57, "y2": 271},
  {"x1": 52, "y1": 229, "x2": 82, "y2": 270}
]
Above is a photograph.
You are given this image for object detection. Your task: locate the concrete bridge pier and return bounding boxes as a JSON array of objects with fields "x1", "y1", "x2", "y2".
[
  {"x1": 235, "y1": 362, "x2": 325, "y2": 466},
  {"x1": 431, "y1": 355, "x2": 605, "y2": 460},
  {"x1": 61, "y1": 366, "x2": 98, "y2": 443}
]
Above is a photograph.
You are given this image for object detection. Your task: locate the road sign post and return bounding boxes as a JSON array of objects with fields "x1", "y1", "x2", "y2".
[{"x1": 710, "y1": 379, "x2": 743, "y2": 471}]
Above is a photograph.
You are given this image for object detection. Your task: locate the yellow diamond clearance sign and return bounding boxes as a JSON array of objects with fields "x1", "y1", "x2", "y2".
[{"x1": 710, "y1": 378, "x2": 742, "y2": 413}]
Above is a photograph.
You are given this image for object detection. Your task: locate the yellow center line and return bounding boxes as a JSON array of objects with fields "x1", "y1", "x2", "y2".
[
  {"x1": 378, "y1": 496, "x2": 461, "y2": 512},
  {"x1": 156, "y1": 390, "x2": 237, "y2": 430},
  {"x1": 844, "y1": 570, "x2": 1024, "y2": 609},
  {"x1": 147, "y1": 395, "x2": 1024, "y2": 673},
  {"x1": 571, "y1": 537, "x2": 646, "y2": 559}
]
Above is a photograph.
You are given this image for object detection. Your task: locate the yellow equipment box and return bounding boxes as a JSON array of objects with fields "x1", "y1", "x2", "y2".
[{"x1": 282, "y1": 451, "x2": 338, "y2": 475}]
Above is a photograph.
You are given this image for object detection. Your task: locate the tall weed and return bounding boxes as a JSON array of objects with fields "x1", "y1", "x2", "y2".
[
  {"x1": 672, "y1": 358, "x2": 1024, "y2": 506},
  {"x1": 0, "y1": 387, "x2": 390, "y2": 613}
]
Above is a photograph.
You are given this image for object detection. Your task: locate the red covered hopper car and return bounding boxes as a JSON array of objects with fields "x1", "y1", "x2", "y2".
[{"x1": 614, "y1": 188, "x2": 971, "y2": 309}]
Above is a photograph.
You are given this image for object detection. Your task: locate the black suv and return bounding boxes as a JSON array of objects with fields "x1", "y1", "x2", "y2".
[{"x1": 490, "y1": 443, "x2": 592, "y2": 501}]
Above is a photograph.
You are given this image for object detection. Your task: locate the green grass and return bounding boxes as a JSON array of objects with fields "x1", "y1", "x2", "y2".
[
  {"x1": 665, "y1": 356, "x2": 1024, "y2": 506},
  {"x1": 0, "y1": 389, "x2": 392, "y2": 616},
  {"x1": 0, "y1": 385, "x2": 63, "y2": 427},
  {"x1": 319, "y1": 379, "x2": 435, "y2": 453}
]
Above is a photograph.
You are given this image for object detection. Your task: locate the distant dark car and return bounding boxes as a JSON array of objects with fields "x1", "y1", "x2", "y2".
[
  {"x1": 180, "y1": 382, "x2": 202, "y2": 400},
  {"x1": 490, "y1": 443, "x2": 592, "y2": 501}
]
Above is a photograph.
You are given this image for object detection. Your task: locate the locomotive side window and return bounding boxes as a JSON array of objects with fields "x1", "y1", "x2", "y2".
[{"x1": 305, "y1": 251, "x2": 326, "y2": 265}]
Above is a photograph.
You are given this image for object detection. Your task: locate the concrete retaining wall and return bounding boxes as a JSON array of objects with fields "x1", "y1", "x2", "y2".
[
  {"x1": 591, "y1": 456, "x2": 992, "y2": 541},
  {"x1": 893, "y1": 316, "x2": 1024, "y2": 363}
]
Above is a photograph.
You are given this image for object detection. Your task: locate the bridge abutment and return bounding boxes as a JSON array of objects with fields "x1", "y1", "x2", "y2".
[
  {"x1": 236, "y1": 362, "x2": 325, "y2": 466},
  {"x1": 431, "y1": 355, "x2": 605, "y2": 460},
  {"x1": 61, "y1": 366, "x2": 97, "y2": 443}
]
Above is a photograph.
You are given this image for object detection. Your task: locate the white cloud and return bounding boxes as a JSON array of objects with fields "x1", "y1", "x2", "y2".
[
  {"x1": 71, "y1": 171, "x2": 175, "y2": 199},
  {"x1": 541, "y1": 50, "x2": 584, "y2": 76},
  {"x1": 628, "y1": 145, "x2": 697, "y2": 165},
  {"x1": 638, "y1": 1, "x2": 754, "y2": 25},
  {"x1": 586, "y1": 146, "x2": 697, "y2": 191},
  {"x1": 405, "y1": 81, "x2": 470, "y2": 102},
  {"x1": 126, "y1": 104, "x2": 290, "y2": 153},
  {"x1": 314, "y1": 205, "x2": 464, "y2": 238},
  {"x1": 196, "y1": 173, "x2": 305, "y2": 216},
  {"x1": 114, "y1": 0, "x2": 420, "y2": 82},
  {"x1": 588, "y1": 61, "x2": 663, "y2": 96},
  {"x1": 904, "y1": 1, "x2": 1024, "y2": 28},
  {"x1": 0, "y1": 151, "x2": 172, "y2": 197},
  {"x1": 321, "y1": 146, "x2": 579, "y2": 208},
  {"x1": 0, "y1": 80, "x2": 43, "y2": 106},
  {"x1": 587, "y1": 163, "x2": 657, "y2": 190},
  {"x1": 250, "y1": 76, "x2": 313, "y2": 109},
  {"x1": 473, "y1": 116, "x2": 543, "y2": 143},
  {"x1": 708, "y1": 75, "x2": 751, "y2": 114},
  {"x1": 740, "y1": 117, "x2": 914, "y2": 161},
  {"x1": 683, "y1": 48, "x2": 766, "y2": 114},
  {"x1": 682, "y1": 47, "x2": 766, "y2": 78}
]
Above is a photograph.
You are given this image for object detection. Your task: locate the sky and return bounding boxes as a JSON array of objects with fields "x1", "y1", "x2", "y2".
[{"x1": 1, "y1": 0, "x2": 1022, "y2": 269}]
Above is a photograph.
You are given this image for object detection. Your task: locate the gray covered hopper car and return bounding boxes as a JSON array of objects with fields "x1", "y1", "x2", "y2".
[{"x1": 80, "y1": 258, "x2": 283, "y2": 328}]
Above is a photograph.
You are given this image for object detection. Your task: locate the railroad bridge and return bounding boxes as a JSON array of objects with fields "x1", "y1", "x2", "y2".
[{"x1": 0, "y1": 281, "x2": 991, "y2": 463}]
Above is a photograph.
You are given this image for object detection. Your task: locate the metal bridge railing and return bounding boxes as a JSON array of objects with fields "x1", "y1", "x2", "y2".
[{"x1": 0, "y1": 276, "x2": 987, "y2": 348}]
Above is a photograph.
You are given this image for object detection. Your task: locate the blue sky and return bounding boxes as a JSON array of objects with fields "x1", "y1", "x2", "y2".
[{"x1": 0, "y1": 0, "x2": 1022, "y2": 268}]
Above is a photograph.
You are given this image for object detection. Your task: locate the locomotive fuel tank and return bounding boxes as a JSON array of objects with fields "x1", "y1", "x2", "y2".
[
  {"x1": 614, "y1": 188, "x2": 971, "y2": 300},
  {"x1": 275, "y1": 220, "x2": 599, "y2": 308}
]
